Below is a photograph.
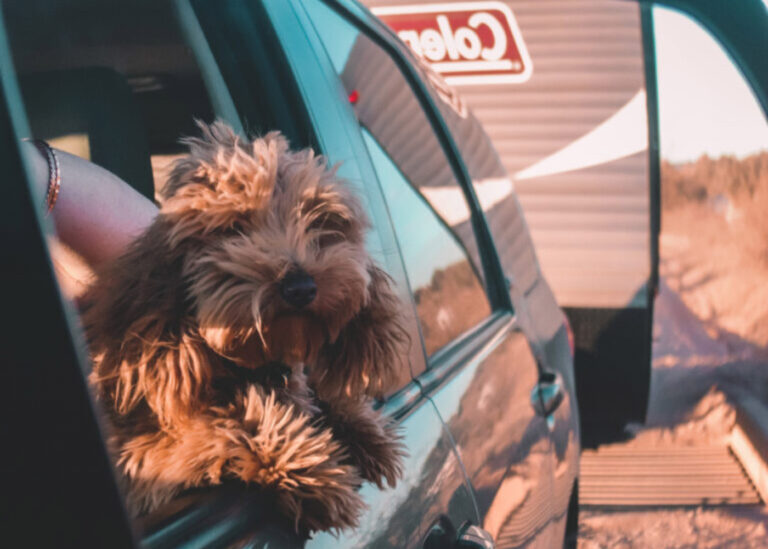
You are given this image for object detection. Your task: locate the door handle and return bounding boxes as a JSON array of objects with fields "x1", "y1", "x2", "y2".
[
  {"x1": 531, "y1": 371, "x2": 565, "y2": 418},
  {"x1": 423, "y1": 517, "x2": 495, "y2": 549},
  {"x1": 456, "y1": 524, "x2": 495, "y2": 549}
]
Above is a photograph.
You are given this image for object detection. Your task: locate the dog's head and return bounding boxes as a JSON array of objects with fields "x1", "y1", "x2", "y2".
[{"x1": 154, "y1": 122, "x2": 406, "y2": 398}]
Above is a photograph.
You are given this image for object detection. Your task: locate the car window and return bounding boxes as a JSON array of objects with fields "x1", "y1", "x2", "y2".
[
  {"x1": 413, "y1": 61, "x2": 543, "y2": 298},
  {"x1": 303, "y1": 0, "x2": 492, "y2": 356},
  {"x1": 4, "y1": 2, "x2": 217, "y2": 203}
]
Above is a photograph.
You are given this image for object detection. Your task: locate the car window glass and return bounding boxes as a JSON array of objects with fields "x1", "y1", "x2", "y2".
[
  {"x1": 304, "y1": 0, "x2": 492, "y2": 356},
  {"x1": 362, "y1": 128, "x2": 491, "y2": 355},
  {"x1": 304, "y1": 0, "x2": 487, "y2": 276},
  {"x1": 413, "y1": 60, "x2": 543, "y2": 299}
]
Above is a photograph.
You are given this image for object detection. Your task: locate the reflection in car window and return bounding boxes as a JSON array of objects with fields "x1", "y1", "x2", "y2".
[
  {"x1": 362, "y1": 129, "x2": 491, "y2": 355},
  {"x1": 304, "y1": 0, "x2": 492, "y2": 356}
]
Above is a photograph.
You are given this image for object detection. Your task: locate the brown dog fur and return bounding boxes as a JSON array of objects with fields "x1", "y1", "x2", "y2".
[{"x1": 82, "y1": 121, "x2": 407, "y2": 533}]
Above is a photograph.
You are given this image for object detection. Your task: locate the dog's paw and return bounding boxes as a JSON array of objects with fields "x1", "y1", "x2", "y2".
[
  {"x1": 319, "y1": 398, "x2": 406, "y2": 490},
  {"x1": 290, "y1": 461, "x2": 365, "y2": 535},
  {"x1": 245, "y1": 435, "x2": 366, "y2": 534},
  {"x1": 351, "y1": 420, "x2": 405, "y2": 489},
  {"x1": 231, "y1": 389, "x2": 366, "y2": 533}
]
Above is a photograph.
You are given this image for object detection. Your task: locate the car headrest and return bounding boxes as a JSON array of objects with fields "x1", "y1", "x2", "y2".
[{"x1": 19, "y1": 67, "x2": 155, "y2": 201}]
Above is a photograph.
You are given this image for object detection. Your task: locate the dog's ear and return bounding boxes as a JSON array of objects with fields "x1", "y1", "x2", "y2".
[
  {"x1": 313, "y1": 264, "x2": 409, "y2": 399},
  {"x1": 82, "y1": 218, "x2": 216, "y2": 426},
  {"x1": 160, "y1": 121, "x2": 289, "y2": 243}
]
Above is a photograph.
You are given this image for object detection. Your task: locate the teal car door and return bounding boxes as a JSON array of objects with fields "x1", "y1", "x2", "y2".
[{"x1": 281, "y1": 1, "x2": 567, "y2": 547}]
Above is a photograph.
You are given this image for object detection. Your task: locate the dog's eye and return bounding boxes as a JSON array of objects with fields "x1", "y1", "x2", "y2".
[
  {"x1": 317, "y1": 231, "x2": 346, "y2": 248},
  {"x1": 308, "y1": 214, "x2": 348, "y2": 247}
]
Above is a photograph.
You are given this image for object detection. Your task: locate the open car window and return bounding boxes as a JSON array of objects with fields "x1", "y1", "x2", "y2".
[{"x1": 5, "y1": 1, "x2": 218, "y2": 197}]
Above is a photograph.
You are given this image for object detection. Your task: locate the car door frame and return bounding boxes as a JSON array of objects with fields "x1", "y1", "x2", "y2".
[
  {"x1": 635, "y1": 0, "x2": 768, "y2": 300},
  {"x1": 0, "y1": 8, "x2": 138, "y2": 548}
]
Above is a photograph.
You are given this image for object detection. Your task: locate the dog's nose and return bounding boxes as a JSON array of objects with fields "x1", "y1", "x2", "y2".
[{"x1": 280, "y1": 269, "x2": 317, "y2": 308}]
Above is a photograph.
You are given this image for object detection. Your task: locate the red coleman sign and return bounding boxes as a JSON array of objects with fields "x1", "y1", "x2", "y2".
[{"x1": 372, "y1": 2, "x2": 533, "y2": 85}]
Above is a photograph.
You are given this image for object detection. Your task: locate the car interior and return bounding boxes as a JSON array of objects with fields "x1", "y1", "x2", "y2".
[
  {"x1": 5, "y1": 0, "x2": 216, "y2": 201},
  {"x1": 2, "y1": 0, "x2": 269, "y2": 537}
]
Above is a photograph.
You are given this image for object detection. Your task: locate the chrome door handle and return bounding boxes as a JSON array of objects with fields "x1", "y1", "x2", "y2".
[
  {"x1": 531, "y1": 371, "x2": 564, "y2": 417},
  {"x1": 423, "y1": 518, "x2": 495, "y2": 549},
  {"x1": 456, "y1": 524, "x2": 495, "y2": 549}
]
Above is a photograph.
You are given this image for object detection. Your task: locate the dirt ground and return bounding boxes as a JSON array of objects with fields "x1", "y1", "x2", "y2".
[
  {"x1": 578, "y1": 203, "x2": 768, "y2": 548},
  {"x1": 580, "y1": 506, "x2": 768, "y2": 549}
]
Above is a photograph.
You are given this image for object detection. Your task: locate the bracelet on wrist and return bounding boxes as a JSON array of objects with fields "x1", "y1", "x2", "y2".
[{"x1": 26, "y1": 138, "x2": 61, "y2": 214}]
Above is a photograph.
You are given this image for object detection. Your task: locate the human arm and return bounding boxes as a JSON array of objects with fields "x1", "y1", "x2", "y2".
[{"x1": 22, "y1": 140, "x2": 158, "y2": 267}]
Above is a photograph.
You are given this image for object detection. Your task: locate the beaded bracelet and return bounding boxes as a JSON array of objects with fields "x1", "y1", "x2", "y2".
[{"x1": 28, "y1": 138, "x2": 61, "y2": 214}]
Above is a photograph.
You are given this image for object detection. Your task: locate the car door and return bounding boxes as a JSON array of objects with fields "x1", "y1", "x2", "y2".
[{"x1": 280, "y1": 1, "x2": 565, "y2": 546}]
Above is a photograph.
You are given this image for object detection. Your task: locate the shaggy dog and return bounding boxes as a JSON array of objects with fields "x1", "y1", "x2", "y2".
[{"x1": 82, "y1": 122, "x2": 407, "y2": 533}]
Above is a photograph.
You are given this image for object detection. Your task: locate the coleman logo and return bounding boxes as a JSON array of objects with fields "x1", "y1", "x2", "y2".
[{"x1": 372, "y1": 2, "x2": 532, "y2": 85}]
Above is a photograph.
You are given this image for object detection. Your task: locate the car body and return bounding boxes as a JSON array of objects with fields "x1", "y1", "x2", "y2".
[{"x1": 0, "y1": 1, "x2": 579, "y2": 546}]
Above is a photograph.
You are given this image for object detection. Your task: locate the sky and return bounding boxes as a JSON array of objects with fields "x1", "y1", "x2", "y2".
[{"x1": 653, "y1": 6, "x2": 768, "y2": 163}]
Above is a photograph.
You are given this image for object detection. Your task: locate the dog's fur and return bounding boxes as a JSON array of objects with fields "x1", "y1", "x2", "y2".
[{"x1": 82, "y1": 122, "x2": 407, "y2": 533}]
